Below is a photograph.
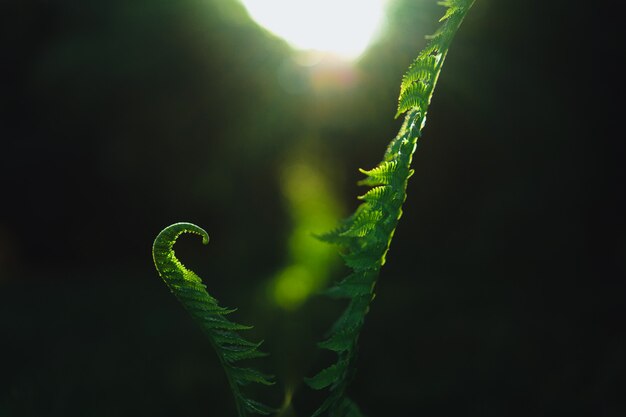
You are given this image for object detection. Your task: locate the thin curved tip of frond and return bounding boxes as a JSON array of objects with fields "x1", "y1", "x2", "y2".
[
  {"x1": 176, "y1": 222, "x2": 210, "y2": 245},
  {"x1": 155, "y1": 222, "x2": 210, "y2": 245}
]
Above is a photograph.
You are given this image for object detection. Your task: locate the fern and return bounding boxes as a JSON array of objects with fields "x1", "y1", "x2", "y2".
[
  {"x1": 151, "y1": 1, "x2": 474, "y2": 415},
  {"x1": 152, "y1": 222, "x2": 275, "y2": 417},
  {"x1": 305, "y1": 1, "x2": 475, "y2": 416}
]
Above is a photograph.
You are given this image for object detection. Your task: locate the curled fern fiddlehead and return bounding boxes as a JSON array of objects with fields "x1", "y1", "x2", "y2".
[
  {"x1": 152, "y1": 222, "x2": 275, "y2": 417},
  {"x1": 306, "y1": 1, "x2": 476, "y2": 416}
]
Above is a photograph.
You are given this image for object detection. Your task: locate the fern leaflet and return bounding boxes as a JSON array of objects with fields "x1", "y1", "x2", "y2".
[
  {"x1": 306, "y1": 1, "x2": 475, "y2": 416},
  {"x1": 152, "y1": 222, "x2": 275, "y2": 417}
]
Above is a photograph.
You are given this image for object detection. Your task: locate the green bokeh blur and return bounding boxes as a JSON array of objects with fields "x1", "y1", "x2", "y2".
[{"x1": 1, "y1": 1, "x2": 624, "y2": 416}]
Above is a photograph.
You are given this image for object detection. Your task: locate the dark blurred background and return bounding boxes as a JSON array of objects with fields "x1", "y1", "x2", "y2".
[{"x1": 1, "y1": 0, "x2": 624, "y2": 416}]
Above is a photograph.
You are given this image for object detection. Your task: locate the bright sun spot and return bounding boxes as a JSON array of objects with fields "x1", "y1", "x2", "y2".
[{"x1": 238, "y1": 0, "x2": 390, "y2": 59}]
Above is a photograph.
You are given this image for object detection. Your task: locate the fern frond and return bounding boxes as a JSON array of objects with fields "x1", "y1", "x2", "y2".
[
  {"x1": 324, "y1": 273, "x2": 375, "y2": 300},
  {"x1": 357, "y1": 160, "x2": 399, "y2": 186},
  {"x1": 308, "y1": 1, "x2": 475, "y2": 416},
  {"x1": 395, "y1": 0, "x2": 475, "y2": 119},
  {"x1": 357, "y1": 186, "x2": 392, "y2": 204},
  {"x1": 396, "y1": 80, "x2": 431, "y2": 117},
  {"x1": 340, "y1": 210, "x2": 383, "y2": 238},
  {"x1": 306, "y1": 361, "x2": 348, "y2": 390},
  {"x1": 152, "y1": 222, "x2": 275, "y2": 417},
  {"x1": 399, "y1": 55, "x2": 437, "y2": 94},
  {"x1": 241, "y1": 398, "x2": 277, "y2": 415}
]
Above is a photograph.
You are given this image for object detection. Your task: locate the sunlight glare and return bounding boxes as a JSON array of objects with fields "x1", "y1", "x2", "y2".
[{"x1": 239, "y1": 0, "x2": 389, "y2": 59}]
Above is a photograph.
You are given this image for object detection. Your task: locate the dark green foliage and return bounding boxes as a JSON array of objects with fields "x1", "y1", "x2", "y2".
[
  {"x1": 151, "y1": 2, "x2": 474, "y2": 416},
  {"x1": 152, "y1": 222, "x2": 275, "y2": 417},
  {"x1": 306, "y1": 1, "x2": 475, "y2": 416}
]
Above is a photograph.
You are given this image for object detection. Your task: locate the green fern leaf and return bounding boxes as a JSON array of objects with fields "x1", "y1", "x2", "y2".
[
  {"x1": 356, "y1": 186, "x2": 393, "y2": 204},
  {"x1": 229, "y1": 366, "x2": 275, "y2": 386},
  {"x1": 306, "y1": 361, "x2": 348, "y2": 390},
  {"x1": 241, "y1": 398, "x2": 276, "y2": 415},
  {"x1": 308, "y1": 1, "x2": 476, "y2": 416},
  {"x1": 357, "y1": 161, "x2": 399, "y2": 186},
  {"x1": 340, "y1": 210, "x2": 384, "y2": 238},
  {"x1": 341, "y1": 249, "x2": 383, "y2": 271},
  {"x1": 324, "y1": 273, "x2": 374, "y2": 300},
  {"x1": 396, "y1": 80, "x2": 431, "y2": 116},
  {"x1": 400, "y1": 55, "x2": 438, "y2": 94},
  {"x1": 318, "y1": 328, "x2": 358, "y2": 353},
  {"x1": 152, "y1": 222, "x2": 275, "y2": 417}
]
